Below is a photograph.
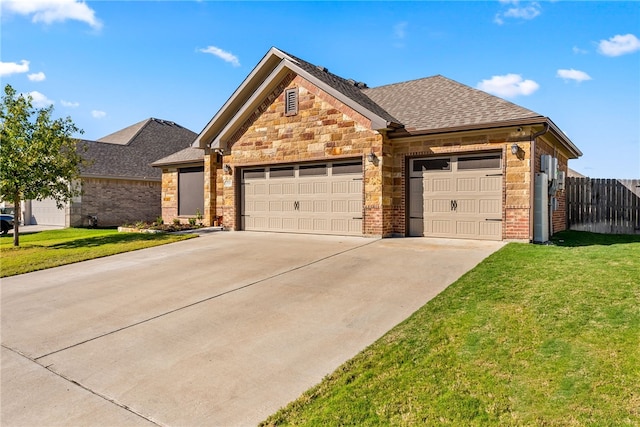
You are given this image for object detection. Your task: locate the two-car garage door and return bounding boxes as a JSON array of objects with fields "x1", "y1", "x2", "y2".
[
  {"x1": 241, "y1": 161, "x2": 363, "y2": 236},
  {"x1": 409, "y1": 153, "x2": 503, "y2": 240}
]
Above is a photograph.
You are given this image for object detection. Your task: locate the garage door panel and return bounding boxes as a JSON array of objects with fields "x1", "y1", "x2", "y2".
[
  {"x1": 430, "y1": 219, "x2": 454, "y2": 235},
  {"x1": 430, "y1": 178, "x2": 451, "y2": 192},
  {"x1": 252, "y1": 183, "x2": 267, "y2": 195},
  {"x1": 480, "y1": 221, "x2": 501, "y2": 237},
  {"x1": 479, "y1": 199, "x2": 501, "y2": 215},
  {"x1": 456, "y1": 199, "x2": 477, "y2": 214},
  {"x1": 456, "y1": 177, "x2": 477, "y2": 192},
  {"x1": 480, "y1": 176, "x2": 501, "y2": 192},
  {"x1": 456, "y1": 221, "x2": 478, "y2": 236}
]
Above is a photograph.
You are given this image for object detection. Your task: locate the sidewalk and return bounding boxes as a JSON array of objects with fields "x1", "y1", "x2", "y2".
[{"x1": 6, "y1": 225, "x2": 65, "y2": 234}]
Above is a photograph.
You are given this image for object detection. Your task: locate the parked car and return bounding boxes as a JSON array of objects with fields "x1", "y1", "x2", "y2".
[{"x1": 1, "y1": 214, "x2": 14, "y2": 234}]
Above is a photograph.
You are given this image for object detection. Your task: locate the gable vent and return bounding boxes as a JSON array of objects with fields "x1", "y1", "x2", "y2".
[{"x1": 285, "y1": 87, "x2": 298, "y2": 116}]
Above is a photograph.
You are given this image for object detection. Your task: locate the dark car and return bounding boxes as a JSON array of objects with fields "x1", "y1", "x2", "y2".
[{"x1": 1, "y1": 214, "x2": 14, "y2": 234}]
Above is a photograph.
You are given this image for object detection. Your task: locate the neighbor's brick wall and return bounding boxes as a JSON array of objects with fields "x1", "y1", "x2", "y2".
[
  {"x1": 76, "y1": 177, "x2": 161, "y2": 227},
  {"x1": 390, "y1": 129, "x2": 534, "y2": 240},
  {"x1": 214, "y1": 73, "x2": 386, "y2": 235}
]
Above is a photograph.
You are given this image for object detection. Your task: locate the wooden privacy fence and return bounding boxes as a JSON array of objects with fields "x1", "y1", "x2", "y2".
[{"x1": 566, "y1": 177, "x2": 640, "y2": 234}]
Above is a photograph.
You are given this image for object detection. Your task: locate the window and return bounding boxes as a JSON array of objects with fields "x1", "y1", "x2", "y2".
[
  {"x1": 285, "y1": 88, "x2": 298, "y2": 116},
  {"x1": 299, "y1": 164, "x2": 327, "y2": 176},
  {"x1": 269, "y1": 167, "x2": 295, "y2": 178},
  {"x1": 413, "y1": 158, "x2": 451, "y2": 172},
  {"x1": 244, "y1": 169, "x2": 265, "y2": 179},
  {"x1": 457, "y1": 154, "x2": 501, "y2": 170},
  {"x1": 332, "y1": 162, "x2": 362, "y2": 175}
]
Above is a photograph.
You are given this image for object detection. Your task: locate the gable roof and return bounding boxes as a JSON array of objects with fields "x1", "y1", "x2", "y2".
[
  {"x1": 194, "y1": 47, "x2": 580, "y2": 158},
  {"x1": 362, "y1": 75, "x2": 542, "y2": 132},
  {"x1": 81, "y1": 118, "x2": 197, "y2": 180},
  {"x1": 96, "y1": 118, "x2": 149, "y2": 145},
  {"x1": 194, "y1": 47, "x2": 402, "y2": 150}
]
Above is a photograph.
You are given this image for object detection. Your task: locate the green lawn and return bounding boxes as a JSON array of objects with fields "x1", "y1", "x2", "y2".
[
  {"x1": 262, "y1": 231, "x2": 640, "y2": 426},
  {"x1": 0, "y1": 228, "x2": 196, "y2": 277}
]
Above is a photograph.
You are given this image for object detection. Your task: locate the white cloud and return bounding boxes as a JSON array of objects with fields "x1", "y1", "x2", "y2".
[
  {"x1": 394, "y1": 22, "x2": 408, "y2": 39},
  {"x1": 598, "y1": 34, "x2": 640, "y2": 57},
  {"x1": 477, "y1": 73, "x2": 540, "y2": 98},
  {"x1": 495, "y1": 1, "x2": 541, "y2": 25},
  {"x1": 27, "y1": 91, "x2": 54, "y2": 108},
  {"x1": 198, "y1": 46, "x2": 240, "y2": 67},
  {"x1": 572, "y1": 46, "x2": 588, "y2": 55},
  {"x1": 91, "y1": 110, "x2": 106, "y2": 119},
  {"x1": 0, "y1": 60, "x2": 30, "y2": 77},
  {"x1": 557, "y1": 69, "x2": 592, "y2": 83},
  {"x1": 28, "y1": 71, "x2": 46, "y2": 82},
  {"x1": 61, "y1": 100, "x2": 79, "y2": 107},
  {"x1": 2, "y1": 0, "x2": 102, "y2": 29}
]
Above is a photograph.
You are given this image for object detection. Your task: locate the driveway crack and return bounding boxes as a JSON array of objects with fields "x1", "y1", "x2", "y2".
[{"x1": 2, "y1": 344, "x2": 162, "y2": 426}]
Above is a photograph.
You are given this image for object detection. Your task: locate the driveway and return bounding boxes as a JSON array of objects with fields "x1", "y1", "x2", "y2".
[{"x1": 1, "y1": 232, "x2": 504, "y2": 426}]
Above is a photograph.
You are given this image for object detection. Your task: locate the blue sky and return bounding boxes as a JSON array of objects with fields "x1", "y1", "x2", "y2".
[{"x1": 1, "y1": 1, "x2": 639, "y2": 178}]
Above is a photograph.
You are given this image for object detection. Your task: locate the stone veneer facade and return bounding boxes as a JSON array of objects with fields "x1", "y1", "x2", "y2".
[{"x1": 195, "y1": 73, "x2": 572, "y2": 240}]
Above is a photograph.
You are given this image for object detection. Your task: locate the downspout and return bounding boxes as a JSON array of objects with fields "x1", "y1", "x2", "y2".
[{"x1": 529, "y1": 122, "x2": 549, "y2": 242}]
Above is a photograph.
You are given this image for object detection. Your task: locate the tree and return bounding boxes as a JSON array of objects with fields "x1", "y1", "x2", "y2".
[{"x1": 0, "y1": 84, "x2": 85, "y2": 246}]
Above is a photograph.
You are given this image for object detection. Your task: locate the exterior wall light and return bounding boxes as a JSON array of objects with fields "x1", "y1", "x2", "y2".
[
  {"x1": 367, "y1": 152, "x2": 377, "y2": 163},
  {"x1": 511, "y1": 143, "x2": 520, "y2": 155},
  {"x1": 223, "y1": 164, "x2": 232, "y2": 174}
]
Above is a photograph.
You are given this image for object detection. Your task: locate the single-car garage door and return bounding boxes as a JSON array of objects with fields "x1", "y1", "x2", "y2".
[
  {"x1": 29, "y1": 198, "x2": 67, "y2": 226},
  {"x1": 242, "y1": 161, "x2": 363, "y2": 236},
  {"x1": 409, "y1": 153, "x2": 503, "y2": 240}
]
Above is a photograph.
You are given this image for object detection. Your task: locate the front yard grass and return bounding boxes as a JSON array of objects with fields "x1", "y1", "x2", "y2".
[
  {"x1": 0, "y1": 228, "x2": 196, "y2": 277},
  {"x1": 262, "y1": 231, "x2": 640, "y2": 426}
]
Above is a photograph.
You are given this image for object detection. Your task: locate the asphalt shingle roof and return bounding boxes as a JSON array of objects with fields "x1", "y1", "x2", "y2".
[
  {"x1": 361, "y1": 75, "x2": 543, "y2": 132},
  {"x1": 151, "y1": 146, "x2": 204, "y2": 167},
  {"x1": 281, "y1": 49, "x2": 542, "y2": 132},
  {"x1": 280, "y1": 49, "x2": 401, "y2": 126},
  {"x1": 81, "y1": 118, "x2": 197, "y2": 180}
]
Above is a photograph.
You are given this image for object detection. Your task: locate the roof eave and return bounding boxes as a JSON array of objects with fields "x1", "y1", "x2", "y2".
[
  {"x1": 388, "y1": 117, "x2": 582, "y2": 159},
  {"x1": 194, "y1": 47, "x2": 287, "y2": 149},
  {"x1": 151, "y1": 158, "x2": 205, "y2": 168}
]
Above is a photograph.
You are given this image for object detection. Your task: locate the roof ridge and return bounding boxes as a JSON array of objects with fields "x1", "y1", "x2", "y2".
[{"x1": 363, "y1": 74, "x2": 445, "y2": 91}]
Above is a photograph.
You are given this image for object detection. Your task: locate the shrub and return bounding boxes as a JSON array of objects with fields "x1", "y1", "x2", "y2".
[
  {"x1": 188, "y1": 217, "x2": 196, "y2": 226},
  {"x1": 172, "y1": 218, "x2": 181, "y2": 226}
]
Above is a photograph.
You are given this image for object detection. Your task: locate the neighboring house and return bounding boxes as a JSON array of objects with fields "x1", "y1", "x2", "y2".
[
  {"x1": 156, "y1": 47, "x2": 582, "y2": 241},
  {"x1": 567, "y1": 168, "x2": 587, "y2": 178},
  {"x1": 24, "y1": 118, "x2": 197, "y2": 227}
]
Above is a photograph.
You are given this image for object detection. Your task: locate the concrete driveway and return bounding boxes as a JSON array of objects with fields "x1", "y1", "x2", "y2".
[{"x1": 1, "y1": 232, "x2": 504, "y2": 426}]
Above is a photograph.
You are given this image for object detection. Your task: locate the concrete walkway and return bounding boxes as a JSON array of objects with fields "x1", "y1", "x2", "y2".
[{"x1": 1, "y1": 232, "x2": 504, "y2": 426}]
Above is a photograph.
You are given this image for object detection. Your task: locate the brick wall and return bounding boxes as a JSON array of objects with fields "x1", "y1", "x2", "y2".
[
  {"x1": 76, "y1": 177, "x2": 161, "y2": 227},
  {"x1": 215, "y1": 73, "x2": 385, "y2": 234}
]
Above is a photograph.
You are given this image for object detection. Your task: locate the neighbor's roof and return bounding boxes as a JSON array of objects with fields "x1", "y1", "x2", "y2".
[
  {"x1": 151, "y1": 146, "x2": 204, "y2": 167},
  {"x1": 81, "y1": 118, "x2": 197, "y2": 180},
  {"x1": 362, "y1": 75, "x2": 542, "y2": 132}
]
